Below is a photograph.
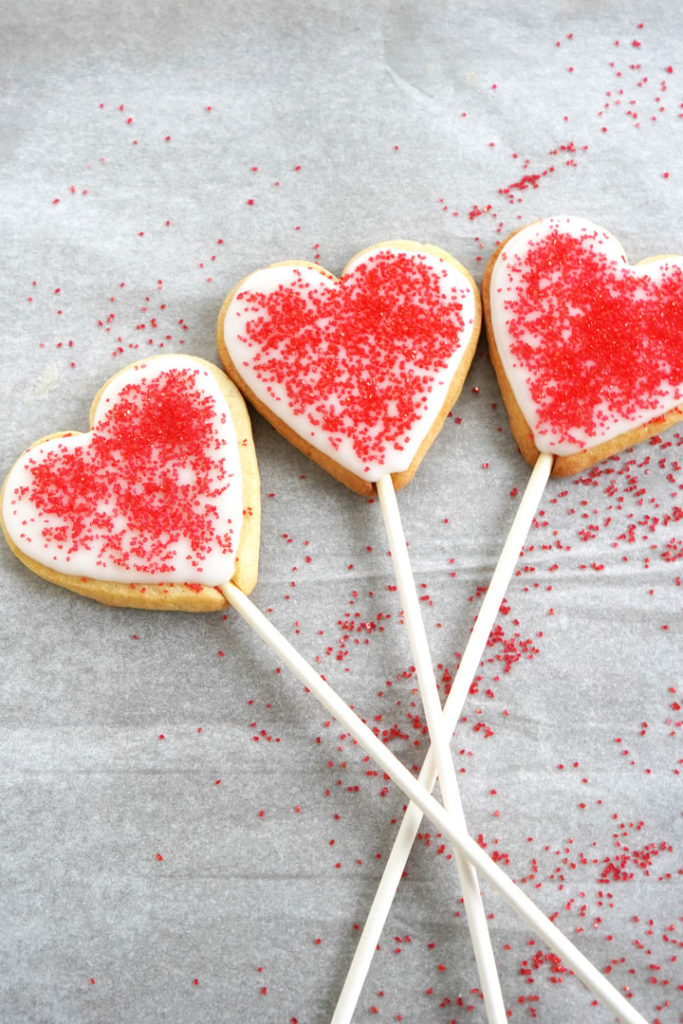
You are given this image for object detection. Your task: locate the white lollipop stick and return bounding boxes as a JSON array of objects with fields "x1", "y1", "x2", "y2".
[
  {"x1": 375, "y1": 474, "x2": 506, "y2": 1024},
  {"x1": 220, "y1": 574, "x2": 648, "y2": 1024},
  {"x1": 333, "y1": 452, "x2": 553, "y2": 1023}
]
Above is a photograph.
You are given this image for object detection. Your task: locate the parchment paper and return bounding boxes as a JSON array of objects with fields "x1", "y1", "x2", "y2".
[{"x1": 1, "y1": 2, "x2": 681, "y2": 1021}]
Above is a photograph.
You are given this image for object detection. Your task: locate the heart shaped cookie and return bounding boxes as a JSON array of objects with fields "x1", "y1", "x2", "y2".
[
  {"x1": 1, "y1": 355, "x2": 260, "y2": 610},
  {"x1": 217, "y1": 241, "x2": 480, "y2": 495},
  {"x1": 483, "y1": 215, "x2": 683, "y2": 476}
]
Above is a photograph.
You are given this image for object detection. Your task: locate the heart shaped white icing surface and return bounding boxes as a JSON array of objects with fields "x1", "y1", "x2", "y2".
[
  {"x1": 3, "y1": 357, "x2": 244, "y2": 585},
  {"x1": 221, "y1": 244, "x2": 479, "y2": 482},
  {"x1": 488, "y1": 215, "x2": 683, "y2": 455}
]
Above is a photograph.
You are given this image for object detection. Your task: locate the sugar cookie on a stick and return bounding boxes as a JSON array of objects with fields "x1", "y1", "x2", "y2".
[
  {"x1": 217, "y1": 241, "x2": 479, "y2": 495},
  {"x1": 218, "y1": 241, "x2": 507, "y2": 1022},
  {"x1": 1, "y1": 355, "x2": 260, "y2": 610},
  {"x1": 0, "y1": 353, "x2": 650, "y2": 1024},
  {"x1": 334, "y1": 215, "x2": 683, "y2": 1023},
  {"x1": 486, "y1": 214, "x2": 683, "y2": 476}
]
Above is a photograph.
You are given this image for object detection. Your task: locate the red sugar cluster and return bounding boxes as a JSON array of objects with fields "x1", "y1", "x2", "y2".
[
  {"x1": 237, "y1": 251, "x2": 467, "y2": 468},
  {"x1": 22, "y1": 367, "x2": 235, "y2": 574},
  {"x1": 505, "y1": 229, "x2": 683, "y2": 444},
  {"x1": 440, "y1": 23, "x2": 677, "y2": 245}
]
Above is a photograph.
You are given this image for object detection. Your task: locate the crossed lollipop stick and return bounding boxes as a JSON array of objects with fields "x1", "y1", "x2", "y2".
[{"x1": 221, "y1": 451, "x2": 647, "y2": 1024}]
